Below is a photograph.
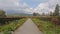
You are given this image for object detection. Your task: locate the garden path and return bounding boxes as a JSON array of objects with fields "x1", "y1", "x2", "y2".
[{"x1": 13, "y1": 18, "x2": 43, "y2": 34}]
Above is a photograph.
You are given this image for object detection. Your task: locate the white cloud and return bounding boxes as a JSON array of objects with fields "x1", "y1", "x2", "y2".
[
  {"x1": 0, "y1": 0, "x2": 60, "y2": 14},
  {"x1": 34, "y1": 0, "x2": 60, "y2": 14},
  {"x1": 0, "y1": 0, "x2": 19, "y2": 7},
  {"x1": 0, "y1": 0, "x2": 33, "y2": 14}
]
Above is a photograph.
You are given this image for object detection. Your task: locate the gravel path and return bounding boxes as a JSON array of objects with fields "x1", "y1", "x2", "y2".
[{"x1": 13, "y1": 18, "x2": 43, "y2": 34}]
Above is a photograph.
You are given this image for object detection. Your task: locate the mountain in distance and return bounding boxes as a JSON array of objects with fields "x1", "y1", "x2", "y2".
[
  {"x1": 7, "y1": 13, "x2": 33, "y2": 17},
  {"x1": 6, "y1": 10, "x2": 33, "y2": 17}
]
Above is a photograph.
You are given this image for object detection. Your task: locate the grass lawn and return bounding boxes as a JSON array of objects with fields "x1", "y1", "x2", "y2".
[
  {"x1": 0, "y1": 18, "x2": 27, "y2": 34},
  {"x1": 32, "y1": 18, "x2": 60, "y2": 34}
]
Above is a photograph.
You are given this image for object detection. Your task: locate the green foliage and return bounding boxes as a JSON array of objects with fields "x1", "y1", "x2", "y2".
[
  {"x1": 50, "y1": 11, "x2": 53, "y2": 16},
  {"x1": 33, "y1": 12, "x2": 37, "y2": 16},
  {"x1": 33, "y1": 12, "x2": 40, "y2": 16},
  {"x1": 53, "y1": 4, "x2": 60, "y2": 16},
  {"x1": 37, "y1": 17, "x2": 52, "y2": 21},
  {"x1": 36, "y1": 16, "x2": 60, "y2": 25},
  {"x1": 0, "y1": 10, "x2": 6, "y2": 17},
  {"x1": 0, "y1": 18, "x2": 27, "y2": 34},
  {"x1": 3, "y1": 30, "x2": 11, "y2": 34},
  {"x1": 32, "y1": 18, "x2": 60, "y2": 34}
]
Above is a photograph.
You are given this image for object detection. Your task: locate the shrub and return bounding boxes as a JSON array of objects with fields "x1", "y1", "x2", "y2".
[
  {"x1": 37, "y1": 16, "x2": 52, "y2": 21},
  {"x1": 0, "y1": 18, "x2": 26, "y2": 32},
  {"x1": 51, "y1": 16, "x2": 59, "y2": 25}
]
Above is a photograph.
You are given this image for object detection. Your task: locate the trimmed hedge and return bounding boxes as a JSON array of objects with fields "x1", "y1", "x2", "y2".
[{"x1": 36, "y1": 16, "x2": 60, "y2": 25}]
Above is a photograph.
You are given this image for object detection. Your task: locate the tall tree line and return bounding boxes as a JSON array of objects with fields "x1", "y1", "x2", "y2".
[
  {"x1": 50, "y1": 4, "x2": 60, "y2": 16},
  {"x1": 53, "y1": 4, "x2": 60, "y2": 16}
]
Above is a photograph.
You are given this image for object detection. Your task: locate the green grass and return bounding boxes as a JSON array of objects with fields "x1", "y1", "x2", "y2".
[
  {"x1": 0, "y1": 18, "x2": 27, "y2": 34},
  {"x1": 32, "y1": 18, "x2": 60, "y2": 34}
]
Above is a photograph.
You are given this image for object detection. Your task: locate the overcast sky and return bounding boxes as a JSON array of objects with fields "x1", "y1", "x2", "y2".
[{"x1": 0, "y1": 0, "x2": 60, "y2": 14}]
